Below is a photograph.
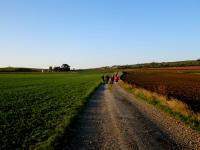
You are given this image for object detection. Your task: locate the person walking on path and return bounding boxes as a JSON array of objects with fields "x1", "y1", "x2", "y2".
[
  {"x1": 114, "y1": 74, "x2": 120, "y2": 82},
  {"x1": 105, "y1": 75, "x2": 110, "y2": 84},
  {"x1": 111, "y1": 75, "x2": 115, "y2": 84},
  {"x1": 101, "y1": 75, "x2": 105, "y2": 84}
]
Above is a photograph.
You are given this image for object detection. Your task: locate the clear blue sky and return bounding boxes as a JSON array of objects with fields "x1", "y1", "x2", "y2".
[{"x1": 0, "y1": 0, "x2": 200, "y2": 69}]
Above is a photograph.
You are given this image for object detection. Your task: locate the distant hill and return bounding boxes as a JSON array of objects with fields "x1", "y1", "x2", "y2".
[
  {"x1": 113, "y1": 59, "x2": 200, "y2": 69},
  {"x1": 0, "y1": 67, "x2": 45, "y2": 72}
]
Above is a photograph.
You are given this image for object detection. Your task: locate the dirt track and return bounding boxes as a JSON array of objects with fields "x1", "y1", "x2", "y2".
[{"x1": 63, "y1": 84, "x2": 200, "y2": 150}]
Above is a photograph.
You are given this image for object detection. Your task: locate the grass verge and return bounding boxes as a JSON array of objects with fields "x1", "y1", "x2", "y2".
[
  {"x1": 33, "y1": 82, "x2": 102, "y2": 150},
  {"x1": 118, "y1": 80, "x2": 200, "y2": 131}
]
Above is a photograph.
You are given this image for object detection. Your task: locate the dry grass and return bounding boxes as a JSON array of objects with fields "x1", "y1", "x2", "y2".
[
  {"x1": 119, "y1": 81, "x2": 197, "y2": 119},
  {"x1": 118, "y1": 80, "x2": 200, "y2": 124},
  {"x1": 167, "y1": 100, "x2": 193, "y2": 116}
]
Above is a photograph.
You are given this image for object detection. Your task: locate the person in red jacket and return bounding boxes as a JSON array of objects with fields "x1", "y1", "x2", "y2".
[
  {"x1": 116, "y1": 75, "x2": 120, "y2": 82},
  {"x1": 114, "y1": 73, "x2": 120, "y2": 82}
]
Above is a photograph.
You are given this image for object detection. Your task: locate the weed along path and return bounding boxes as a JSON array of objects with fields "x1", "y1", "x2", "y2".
[{"x1": 64, "y1": 84, "x2": 200, "y2": 150}]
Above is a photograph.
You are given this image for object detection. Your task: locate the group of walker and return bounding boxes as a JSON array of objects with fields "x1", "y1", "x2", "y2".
[{"x1": 101, "y1": 73, "x2": 120, "y2": 84}]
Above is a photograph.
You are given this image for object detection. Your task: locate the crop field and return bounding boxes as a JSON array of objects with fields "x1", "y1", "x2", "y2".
[
  {"x1": 0, "y1": 72, "x2": 102, "y2": 149},
  {"x1": 121, "y1": 68, "x2": 200, "y2": 112}
]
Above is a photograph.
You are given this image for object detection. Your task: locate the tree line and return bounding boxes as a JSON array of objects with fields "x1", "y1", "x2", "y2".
[
  {"x1": 115, "y1": 59, "x2": 200, "y2": 69},
  {"x1": 49, "y1": 64, "x2": 70, "y2": 72}
]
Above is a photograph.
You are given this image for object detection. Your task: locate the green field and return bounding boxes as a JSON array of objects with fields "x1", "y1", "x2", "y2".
[{"x1": 0, "y1": 72, "x2": 102, "y2": 149}]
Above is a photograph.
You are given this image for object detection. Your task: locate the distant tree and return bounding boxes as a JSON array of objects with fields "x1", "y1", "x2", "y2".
[
  {"x1": 61, "y1": 64, "x2": 70, "y2": 71},
  {"x1": 197, "y1": 59, "x2": 200, "y2": 61},
  {"x1": 53, "y1": 67, "x2": 61, "y2": 72},
  {"x1": 52, "y1": 64, "x2": 70, "y2": 72},
  {"x1": 49, "y1": 66, "x2": 53, "y2": 72},
  {"x1": 150, "y1": 62, "x2": 159, "y2": 68}
]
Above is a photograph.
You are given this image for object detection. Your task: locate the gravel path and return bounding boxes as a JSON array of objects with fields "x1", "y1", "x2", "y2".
[{"x1": 63, "y1": 84, "x2": 200, "y2": 150}]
